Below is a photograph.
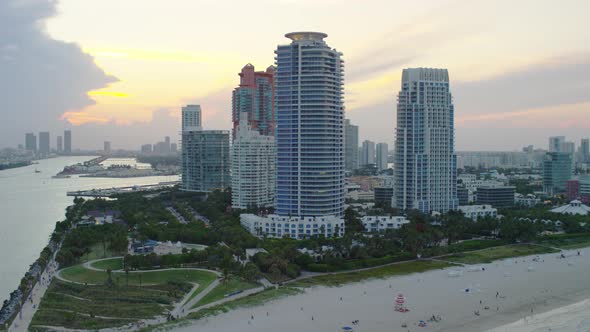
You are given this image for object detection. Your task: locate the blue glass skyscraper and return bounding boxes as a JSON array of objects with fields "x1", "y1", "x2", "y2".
[{"x1": 275, "y1": 32, "x2": 345, "y2": 217}]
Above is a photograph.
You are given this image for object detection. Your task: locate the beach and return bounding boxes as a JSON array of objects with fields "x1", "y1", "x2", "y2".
[
  {"x1": 486, "y1": 298, "x2": 590, "y2": 332},
  {"x1": 173, "y1": 249, "x2": 590, "y2": 332}
]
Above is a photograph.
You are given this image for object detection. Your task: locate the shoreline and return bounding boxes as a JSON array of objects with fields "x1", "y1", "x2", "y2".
[
  {"x1": 485, "y1": 298, "x2": 590, "y2": 332},
  {"x1": 169, "y1": 248, "x2": 590, "y2": 332}
]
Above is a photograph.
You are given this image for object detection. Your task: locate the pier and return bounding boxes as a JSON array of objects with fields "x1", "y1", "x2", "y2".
[{"x1": 66, "y1": 181, "x2": 179, "y2": 197}]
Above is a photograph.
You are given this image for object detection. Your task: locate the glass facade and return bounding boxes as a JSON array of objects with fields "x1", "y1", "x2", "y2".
[
  {"x1": 275, "y1": 32, "x2": 345, "y2": 217},
  {"x1": 181, "y1": 130, "x2": 230, "y2": 192},
  {"x1": 543, "y1": 152, "x2": 573, "y2": 195}
]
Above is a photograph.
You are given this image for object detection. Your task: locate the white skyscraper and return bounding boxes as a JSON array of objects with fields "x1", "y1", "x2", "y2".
[
  {"x1": 376, "y1": 142, "x2": 388, "y2": 171},
  {"x1": 231, "y1": 113, "x2": 276, "y2": 209},
  {"x1": 394, "y1": 68, "x2": 458, "y2": 213},
  {"x1": 182, "y1": 105, "x2": 202, "y2": 131},
  {"x1": 361, "y1": 140, "x2": 375, "y2": 166}
]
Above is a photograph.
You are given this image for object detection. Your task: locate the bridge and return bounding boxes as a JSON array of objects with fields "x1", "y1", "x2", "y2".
[{"x1": 67, "y1": 181, "x2": 179, "y2": 198}]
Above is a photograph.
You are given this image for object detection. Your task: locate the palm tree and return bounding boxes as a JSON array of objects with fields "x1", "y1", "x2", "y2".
[
  {"x1": 125, "y1": 267, "x2": 130, "y2": 287},
  {"x1": 221, "y1": 268, "x2": 231, "y2": 286}
]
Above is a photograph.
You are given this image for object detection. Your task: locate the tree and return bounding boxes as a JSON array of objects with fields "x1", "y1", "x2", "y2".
[
  {"x1": 241, "y1": 263, "x2": 260, "y2": 282},
  {"x1": 344, "y1": 207, "x2": 363, "y2": 233},
  {"x1": 221, "y1": 268, "x2": 231, "y2": 286}
]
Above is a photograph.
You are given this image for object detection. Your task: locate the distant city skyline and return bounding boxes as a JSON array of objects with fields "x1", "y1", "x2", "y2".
[{"x1": 1, "y1": 0, "x2": 589, "y2": 150}]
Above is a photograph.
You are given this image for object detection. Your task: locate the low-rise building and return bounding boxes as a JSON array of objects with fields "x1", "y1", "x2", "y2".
[
  {"x1": 240, "y1": 214, "x2": 344, "y2": 239},
  {"x1": 458, "y1": 205, "x2": 498, "y2": 220},
  {"x1": 515, "y1": 193, "x2": 541, "y2": 207},
  {"x1": 346, "y1": 190, "x2": 374, "y2": 201},
  {"x1": 361, "y1": 215, "x2": 409, "y2": 232},
  {"x1": 476, "y1": 186, "x2": 515, "y2": 208},
  {"x1": 550, "y1": 200, "x2": 590, "y2": 216}
]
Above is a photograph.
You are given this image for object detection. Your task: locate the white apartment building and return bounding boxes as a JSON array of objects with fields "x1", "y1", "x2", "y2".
[
  {"x1": 182, "y1": 105, "x2": 202, "y2": 131},
  {"x1": 240, "y1": 214, "x2": 344, "y2": 239},
  {"x1": 231, "y1": 113, "x2": 276, "y2": 209},
  {"x1": 458, "y1": 205, "x2": 498, "y2": 220},
  {"x1": 393, "y1": 68, "x2": 458, "y2": 213},
  {"x1": 361, "y1": 215, "x2": 409, "y2": 232}
]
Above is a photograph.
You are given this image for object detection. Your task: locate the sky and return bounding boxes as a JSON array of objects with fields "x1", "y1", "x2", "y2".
[{"x1": 1, "y1": 0, "x2": 589, "y2": 151}]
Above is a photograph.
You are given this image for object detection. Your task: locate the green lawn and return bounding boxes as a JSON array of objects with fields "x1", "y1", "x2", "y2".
[
  {"x1": 90, "y1": 257, "x2": 124, "y2": 271},
  {"x1": 535, "y1": 233, "x2": 590, "y2": 250},
  {"x1": 192, "y1": 278, "x2": 259, "y2": 308},
  {"x1": 442, "y1": 244, "x2": 557, "y2": 264},
  {"x1": 188, "y1": 287, "x2": 302, "y2": 320},
  {"x1": 59, "y1": 265, "x2": 217, "y2": 291},
  {"x1": 291, "y1": 260, "x2": 452, "y2": 287},
  {"x1": 30, "y1": 280, "x2": 189, "y2": 330}
]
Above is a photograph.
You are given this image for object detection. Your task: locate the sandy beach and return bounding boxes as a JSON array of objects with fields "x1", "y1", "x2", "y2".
[
  {"x1": 172, "y1": 248, "x2": 590, "y2": 332},
  {"x1": 486, "y1": 298, "x2": 590, "y2": 332}
]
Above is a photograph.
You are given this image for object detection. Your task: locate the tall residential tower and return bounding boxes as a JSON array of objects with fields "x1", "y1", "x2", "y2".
[
  {"x1": 232, "y1": 64, "x2": 275, "y2": 140},
  {"x1": 274, "y1": 32, "x2": 345, "y2": 218},
  {"x1": 394, "y1": 68, "x2": 458, "y2": 213}
]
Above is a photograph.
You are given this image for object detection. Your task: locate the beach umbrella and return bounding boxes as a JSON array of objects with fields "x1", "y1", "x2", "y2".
[{"x1": 395, "y1": 294, "x2": 405, "y2": 305}]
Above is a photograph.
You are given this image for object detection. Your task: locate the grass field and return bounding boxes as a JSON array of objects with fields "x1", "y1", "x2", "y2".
[
  {"x1": 442, "y1": 244, "x2": 557, "y2": 264},
  {"x1": 90, "y1": 257, "x2": 124, "y2": 271},
  {"x1": 188, "y1": 287, "x2": 302, "y2": 320},
  {"x1": 30, "y1": 280, "x2": 189, "y2": 330},
  {"x1": 290, "y1": 260, "x2": 452, "y2": 287},
  {"x1": 536, "y1": 233, "x2": 590, "y2": 250},
  {"x1": 192, "y1": 278, "x2": 259, "y2": 308}
]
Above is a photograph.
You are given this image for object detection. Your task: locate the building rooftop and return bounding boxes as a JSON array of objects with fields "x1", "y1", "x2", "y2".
[
  {"x1": 285, "y1": 31, "x2": 327, "y2": 41},
  {"x1": 550, "y1": 200, "x2": 590, "y2": 216}
]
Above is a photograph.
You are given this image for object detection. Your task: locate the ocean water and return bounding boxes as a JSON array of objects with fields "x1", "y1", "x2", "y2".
[{"x1": 0, "y1": 156, "x2": 178, "y2": 301}]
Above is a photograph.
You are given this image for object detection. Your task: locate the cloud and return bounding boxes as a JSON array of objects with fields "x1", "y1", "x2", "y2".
[
  {"x1": 454, "y1": 54, "x2": 590, "y2": 117},
  {"x1": 0, "y1": 0, "x2": 115, "y2": 147}
]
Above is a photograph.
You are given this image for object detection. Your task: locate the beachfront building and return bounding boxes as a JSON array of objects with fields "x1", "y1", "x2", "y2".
[
  {"x1": 345, "y1": 119, "x2": 359, "y2": 171},
  {"x1": 458, "y1": 205, "x2": 498, "y2": 221},
  {"x1": 543, "y1": 152, "x2": 573, "y2": 195},
  {"x1": 274, "y1": 31, "x2": 345, "y2": 218},
  {"x1": 231, "y1": 113, "x2": 276, "y2": 209},
  {"x1": 393, "y1": 68, "x2": 458, "y2": 213},
  {"x1": 240, "y1": 214, "x2": 344, "y2": 239},
  {"x1": 361, "y1": 215, "x2": 409, "y2": 232},
  {"x1": 242, "y1": 32, "x2": 345, "y2": 238},
  {"x1": 232, "y1": 64, "x2": 275, "y2": 140}
]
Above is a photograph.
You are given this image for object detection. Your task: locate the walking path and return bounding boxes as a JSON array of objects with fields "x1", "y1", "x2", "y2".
[{"x1": 9, "y1": 255, "x2": 59, "y2": 332}]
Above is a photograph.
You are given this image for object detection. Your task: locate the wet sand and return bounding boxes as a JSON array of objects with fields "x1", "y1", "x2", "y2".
[{"x1": 174, "y1": 249, "x2": 590, "y2": 332}]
